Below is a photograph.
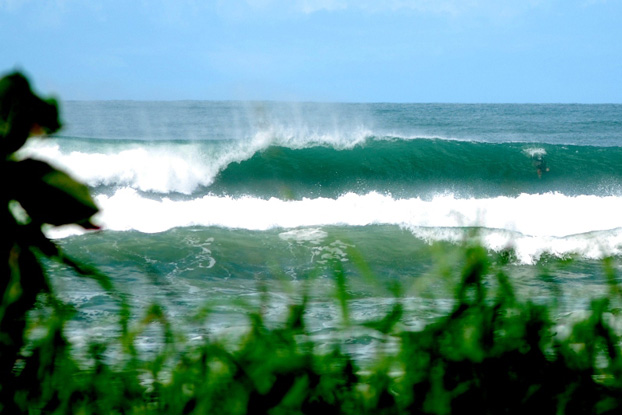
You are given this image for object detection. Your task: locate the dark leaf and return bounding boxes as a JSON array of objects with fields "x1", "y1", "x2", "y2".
[
  {"x1": 9, "y1": 159, "x2": 98, "y2": 226},
  {"x1": 0, "y1": 72, "x2": 61, "y2": 156}
]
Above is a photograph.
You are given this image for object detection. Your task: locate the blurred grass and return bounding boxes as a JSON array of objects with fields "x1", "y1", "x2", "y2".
[{"x1": 8, "y1": 244, "x2": 622, "y2": 415}]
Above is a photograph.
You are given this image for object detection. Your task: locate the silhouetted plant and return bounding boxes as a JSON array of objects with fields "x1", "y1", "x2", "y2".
[{"x1": 1, "y1": 71, "x2": 105, "y2": 413}]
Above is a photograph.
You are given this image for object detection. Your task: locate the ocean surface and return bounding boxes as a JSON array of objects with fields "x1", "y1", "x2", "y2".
[{"x1": 20, "y1": 101, "x2": 622, "y2": 358}]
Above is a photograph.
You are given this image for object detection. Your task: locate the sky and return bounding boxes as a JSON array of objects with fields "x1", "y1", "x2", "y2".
[{"x1": 1, "y1": 0, "x2": 621, "y2": 103}]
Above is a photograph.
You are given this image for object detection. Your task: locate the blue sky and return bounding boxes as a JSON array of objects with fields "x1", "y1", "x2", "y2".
[{"x1": 1, "y1": 0, "x2": 621, "y2": 103}]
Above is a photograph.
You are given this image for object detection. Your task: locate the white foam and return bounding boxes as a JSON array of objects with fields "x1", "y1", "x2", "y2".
[
  {"x1": 408, "y1": 227, "x2": 622, "y2": 265},
  {"x1": 279, "y1": 228, "x2": 328, "y2": 244},
  {"x1": 523, "y1": 147, "x2": 547, "y2": 157},
  {"x1": 18, "y1": 127, "x2": 372, "y2": 195},
  {"x1": 91, "y1": 190, "x2": 622, "y2": 237},
  {"x1": 250, "y1": 124, "x2": 373, "y2": 150},
  {"x1": 19, "y1": 140, "x2": 248, "y2": 194},
  {"x1": 42, "y1": 190, "x2": 619, "y2": 264}
]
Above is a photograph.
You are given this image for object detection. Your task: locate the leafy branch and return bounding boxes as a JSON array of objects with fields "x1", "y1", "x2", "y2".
[{"x1": 1, "y1": 72, "x2": 113, "y2": 412}]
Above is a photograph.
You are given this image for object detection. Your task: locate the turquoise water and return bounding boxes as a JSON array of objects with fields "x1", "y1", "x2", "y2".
[{"x1": 22, "y1": 101, "x2": 622, "y2": 358}]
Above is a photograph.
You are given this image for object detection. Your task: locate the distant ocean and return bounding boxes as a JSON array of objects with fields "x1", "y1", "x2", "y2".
[{"x1": 20, "y1": 101, "x2": 622, "y2": 356}]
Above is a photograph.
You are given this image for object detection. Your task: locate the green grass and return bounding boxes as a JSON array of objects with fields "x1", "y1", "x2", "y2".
[{"x1": 7, "y1": 244, "x2": 622, "y2": 415}]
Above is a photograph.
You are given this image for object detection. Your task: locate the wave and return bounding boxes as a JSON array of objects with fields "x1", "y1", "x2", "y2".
[
  {"x1": 210, "y1": 139, "x2": 622, "y2": 198},
  {"x1": 20, "y1": 125, "x2": 372, "y2": 195},
  {"x1": 91, "y1": 190, "x2": 622, "y2": 235},
  {"x1": 46, "y1": 190, "x2": 622, "y2": 264},
  {"x1": 19, "y1": 138, "x2": 253, "y2": 194},
  {"x1": 21, "y1": 135, "x2": 622, "y2": 198}
]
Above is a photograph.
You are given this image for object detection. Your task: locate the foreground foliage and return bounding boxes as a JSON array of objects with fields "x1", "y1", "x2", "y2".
[
  {"x1": 13, "y1": 246, "x2": 622, "y2": 415},
  {"x1": 2, "y1": 72, "x2": 622, "y2": 414},
  {"x1": 1, "y1": 71, "x2": 106, "y2": 414}
]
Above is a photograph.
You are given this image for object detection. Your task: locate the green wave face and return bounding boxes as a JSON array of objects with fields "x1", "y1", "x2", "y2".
[{"x1": 209, "y1": 139, "x2": 622, "y2": 199}]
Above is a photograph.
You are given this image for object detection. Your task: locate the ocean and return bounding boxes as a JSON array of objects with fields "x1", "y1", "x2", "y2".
[{"x1": 20, "y1": 101, "x2": 622, "y2": 358}]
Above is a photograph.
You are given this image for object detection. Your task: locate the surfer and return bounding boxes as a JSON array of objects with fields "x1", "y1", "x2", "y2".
[{"x1": 532, "y1": 154, "x2": 549, "y2": 178}]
